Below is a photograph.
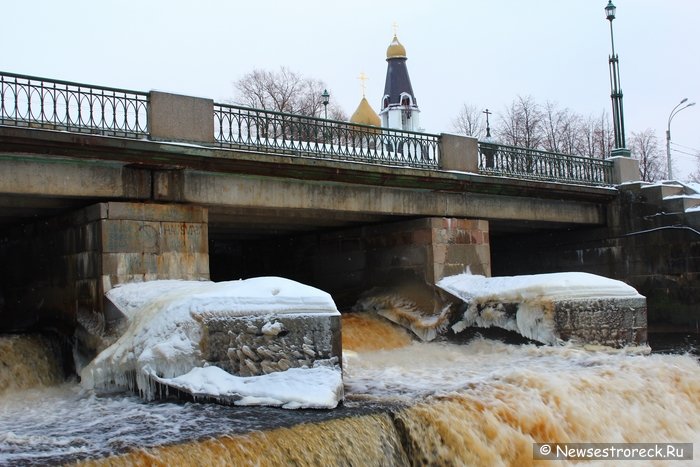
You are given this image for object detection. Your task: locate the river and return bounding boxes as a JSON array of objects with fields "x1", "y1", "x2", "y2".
[{"x1": 1, "y1": 314, "x2": 699, "y2": 466}]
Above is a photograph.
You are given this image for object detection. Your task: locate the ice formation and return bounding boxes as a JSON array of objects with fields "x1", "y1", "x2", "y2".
[
  {"x1": 156, "y1": 365, "x2": 343, "y2": 409},
  {"x1": 80, "y1": 277, "x2": 343, "y2": 409},
  {"x1": 353, "y1": 293, "x2": 452, "y2": 341},
  {"x1": 438, "y1": 272, "x2": 644, "y2": 345}
]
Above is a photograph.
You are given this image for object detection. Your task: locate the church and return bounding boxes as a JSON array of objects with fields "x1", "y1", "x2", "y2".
[{"x1": 349, "y1": 32, "x2": 421, "y2": 132}]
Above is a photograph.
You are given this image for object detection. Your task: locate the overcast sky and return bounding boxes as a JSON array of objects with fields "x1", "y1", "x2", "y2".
[{"x1": 3, "y1": 0, "x2": 699, "y2": 179}]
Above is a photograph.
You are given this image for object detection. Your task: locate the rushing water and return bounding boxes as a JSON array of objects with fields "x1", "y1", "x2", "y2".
[{"x1": 1, "y1": 314, "x2": 700, "y2": 466}]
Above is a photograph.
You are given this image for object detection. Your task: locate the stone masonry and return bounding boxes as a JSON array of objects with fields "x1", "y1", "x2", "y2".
[{"x1": 196, "y1": 312, "x2": 342, "y2": 377}]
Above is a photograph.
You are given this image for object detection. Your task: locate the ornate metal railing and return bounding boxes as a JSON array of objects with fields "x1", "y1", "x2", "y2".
[
  {"x1": 0, "y1": 71, "x2": 148, "y2": 138},
  {"x1": 478, "y1": 141, "x2": 614, "y2": 186},
  {"x1": 0, "y1": 71, "x2": 618, "y2": 184},
  {"x1": 214, "y1": 103, "x2": 440, "y2": 169}
]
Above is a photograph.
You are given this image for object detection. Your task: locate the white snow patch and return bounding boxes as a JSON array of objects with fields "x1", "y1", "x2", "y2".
[
  {"x1": 663, "y1": 194, "x2": 700, "y2": 200},
  {"x1": 156, "y1": 365, "x2": 343, "y2": 409},
  {"x1": 684, "y1": 182, "x2": 700, "y2": 194},
  {"x1": 438, "y1": 271, "x2": 642, "y2": 302},
  {"x1": 106, "y1": 276, "x2": 339, "y2": 319},
  {"x1": 81, "y1": 277, "x2": 342, "y2": 408},
  {"x1": 261, "y1": 321, "x2": 285, "y2": 336}
]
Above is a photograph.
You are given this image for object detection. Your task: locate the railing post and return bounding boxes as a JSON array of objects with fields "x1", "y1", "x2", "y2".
[
  {"x1": 148, "y1": 91, "x2": 214, "y2": 144},
  {"x1": 439, "y1": 133, "x2": 479, "y2": 173},
  {"x1": 610, "y1": 155, "x2": 640, "y2": 184}
]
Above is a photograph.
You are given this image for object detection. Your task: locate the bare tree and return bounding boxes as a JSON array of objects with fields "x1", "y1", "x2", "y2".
[
  {"x1": 579, "y1": 112, "x2": 614, "y2": 159},
  {"x1": 233, "y1": 67, "x2": 345, "y2": 119},
  {"x1": 498, "y1": 95, "x2": 543, "y2": 149},
  {"x1": 452, "y1": 103, "x2": 485, "y2": 138},
  {"x1": 541, "y1": 101, "x2": 564, "y2": 153},
  {"x1": 689, "y1": 155, "x2": 700, "y2": 183},
  {"x1": 541, "y1": 101, "x2": 586, "y2": 155},
  {"x1": 630, "y1": 129, "x2": 664, "y2": 182},
  {"x1": 559, "y1": 112, "x2": 585, "y2": 156}
]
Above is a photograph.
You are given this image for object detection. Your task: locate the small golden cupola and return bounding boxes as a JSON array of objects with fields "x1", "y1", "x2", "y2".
[
  {"x1": 386, "y1": 34, "x2": 407, "y2": 59},
  {"x1": 350, "y1": 72, "x2": 381, "y2": 127},
  {"x1": 350, "y1": 97, "x2": 381, "y2": 127}
]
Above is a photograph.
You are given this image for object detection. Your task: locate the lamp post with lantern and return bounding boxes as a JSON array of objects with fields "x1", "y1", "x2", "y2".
[
  {"x1": 321, "y1": 89, "x2": 330, "y2": 120},
  {"x1": 605, "y1": 1, "x2": 630, "y2": 157}
]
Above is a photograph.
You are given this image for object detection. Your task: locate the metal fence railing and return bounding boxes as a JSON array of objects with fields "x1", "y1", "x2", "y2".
[
  {"x1": 214, "y1": 103, "x2": 440, "y2": 169},
  {"x1": 0, "y1": 71, "x2": 148, "y2": 138},
  {"x1": 478, "y1": 141, "x2": 614, "y2": 186},
  {"x1": 1, "y1": 72, "x2": 618, "y2": 184}
]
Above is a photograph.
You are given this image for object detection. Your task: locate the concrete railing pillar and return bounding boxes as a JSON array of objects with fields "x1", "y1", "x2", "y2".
[
  {"x1": 440, "y1": 133, "x2": 479, "y2": 173},
  {"x1": 148, "y1": 91, "x2": 215, "y2": 144},
  {"x1": 610, "y1": 156, "x2": 641, "y2": 184}
]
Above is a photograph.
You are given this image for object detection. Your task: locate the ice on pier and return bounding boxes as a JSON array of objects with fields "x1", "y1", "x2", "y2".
[
  {"x1": 80, "y1": 277, "x2": 343, "y2": 409},
  {"x1": 438, "y1": 272, "x2": 645, "y2": 346},
  {"x1": 438, "y1": 272, "x2": 643, "y2": 302},
  {"x1": 156, "y1": 365, "x2": 343, "y2": 410}
]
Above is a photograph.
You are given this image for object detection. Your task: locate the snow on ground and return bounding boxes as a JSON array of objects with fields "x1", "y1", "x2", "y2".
[
  {"x1": 81, "y1": 277, "x2": 342, "y2": 409},
  {"x1": 437, "y1": 272, "x2": 643, "y2": 345}
]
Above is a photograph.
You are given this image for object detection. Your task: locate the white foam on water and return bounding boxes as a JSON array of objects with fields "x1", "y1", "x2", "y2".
[{"x1": 2, "y1": 333, "x2": 700, "y2": 465}]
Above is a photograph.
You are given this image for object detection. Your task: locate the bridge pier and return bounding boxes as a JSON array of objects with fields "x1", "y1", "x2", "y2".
[
  {"x1": 211, "y1": 216, "x2": 490, "y2": 310},
  {"x1": 1, "y1": 189, "x2": 491, "y2": 331},
  {"x1": 0, "y1": 202, "x2": 208, "y2": 333}
]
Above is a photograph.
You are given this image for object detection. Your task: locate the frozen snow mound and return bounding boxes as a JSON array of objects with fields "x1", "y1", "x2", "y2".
[
  {"x1": 80, "y1": 277, "x2": 343, "y2": 409},
  {"x1": 438, "y1": 272, "x2": 647, "y2": 348},
  {"x1": 438, "y1": 272, "x2": 643, "y2": 303}
]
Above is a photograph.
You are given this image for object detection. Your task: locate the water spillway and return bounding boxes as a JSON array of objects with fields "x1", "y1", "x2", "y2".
[
  {"x1": 0, "y1": 333, "x2": 67, "y2": 393},
  {"x1": 2, "y1": 313, "x2": 700, "y2": 465}
]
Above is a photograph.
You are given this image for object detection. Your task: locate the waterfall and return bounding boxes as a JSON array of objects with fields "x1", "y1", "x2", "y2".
[
  {"x1": 0, "y1": 334, "x2": 66, "y2": 394},
  {"x1": 2, "y1": 313, "x2": 700, "y2": 466}
]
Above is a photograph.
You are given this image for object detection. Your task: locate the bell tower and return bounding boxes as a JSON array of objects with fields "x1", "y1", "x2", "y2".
[{"x1": 379, "y1": 31, "x2": 420, "y2": 131}]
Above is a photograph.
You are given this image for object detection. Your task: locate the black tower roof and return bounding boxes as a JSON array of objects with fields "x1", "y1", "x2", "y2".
[{"x1": 381, "y1": 35, "x2": 417, "y2": 110}]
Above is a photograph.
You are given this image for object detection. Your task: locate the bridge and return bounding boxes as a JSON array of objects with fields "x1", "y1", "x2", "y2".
[{"x1": 0, "y1": 71, "x2": 644, "y2": 334}]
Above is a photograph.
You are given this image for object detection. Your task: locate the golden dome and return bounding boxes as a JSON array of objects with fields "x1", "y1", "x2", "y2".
[
  {"x1": 350, "y1": 97, "x2": 381, "y2": 127},
  {"x1": 386, "y1": 34, "x2": 407, "y2": 59}
]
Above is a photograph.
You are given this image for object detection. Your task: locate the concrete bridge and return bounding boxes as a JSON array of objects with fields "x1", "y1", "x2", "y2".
[{"x1": 0, "y1": 71, "x2": 653, "y2": 336}]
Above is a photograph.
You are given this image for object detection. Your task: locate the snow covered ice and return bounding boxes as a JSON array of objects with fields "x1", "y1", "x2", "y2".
[
  {"x1": 438, "y1": 272, "x2": 646, "y2": 346},
  {"x1": 80, "y1": 277, "x2": 343, "y2": 409},
  {"x1": 438, "y1": 271, "x2": 643, "y2": 303}
]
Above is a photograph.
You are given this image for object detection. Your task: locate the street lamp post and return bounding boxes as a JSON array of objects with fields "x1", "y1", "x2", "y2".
[
  {"x1": 321, "y1": 89, "x2": 330, "y2": 119},
  {"x1": 605, "y1": 1, "x2": 630, "y2": 157},
  {"x1": 666, "y1": 98, "x2": 696, "y2": 180}
]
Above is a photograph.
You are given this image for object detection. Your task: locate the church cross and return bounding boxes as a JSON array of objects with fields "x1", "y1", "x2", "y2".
[{"x1": 358, "y1": 72, "x2": 368, "y2": 97}]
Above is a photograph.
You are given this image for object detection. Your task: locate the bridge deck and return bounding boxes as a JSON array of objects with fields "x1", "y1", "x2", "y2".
[{"x1": 0, "y1": 126, "x2": 616, "y2": 237}]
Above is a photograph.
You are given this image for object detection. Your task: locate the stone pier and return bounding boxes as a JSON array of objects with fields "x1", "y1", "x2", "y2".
[
  {"x1": 0, "y1": 202, "x2": 208, "y2": 333},
  {"x1": 211, "y1": 216, "x2": 491, "y2": 310}
]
